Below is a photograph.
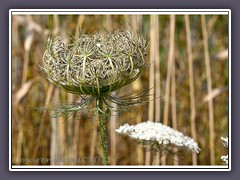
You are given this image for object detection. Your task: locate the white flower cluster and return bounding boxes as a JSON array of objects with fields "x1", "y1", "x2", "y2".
[
  {"x1": 221, "y1": 155, "x2": 228, "y2": 165},
  {"x1": 116, "y1": 121, "x2": 200, "y2": 153},
  {"x1": 221, "y1": 136, "x2": 228, "y2": 147},
  {"x1": 221, "y1": 136, "x2": 228, "y2": 165}
]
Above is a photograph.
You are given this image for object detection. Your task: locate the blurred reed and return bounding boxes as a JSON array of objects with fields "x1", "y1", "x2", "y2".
[
  {"x1": 162, "y1": 15, "x2": 175, "y2": 165},
  {"x1": 201, "y1": 15, "x2": 215, "y2": 165},
  {"x1": 185, "y1": 15, "x2": 197, "y2": 165}
]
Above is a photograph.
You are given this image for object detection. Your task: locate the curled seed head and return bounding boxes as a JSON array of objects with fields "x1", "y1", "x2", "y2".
[{"x1": 42, "y1": 29, "x2": 148, "y2": 96}]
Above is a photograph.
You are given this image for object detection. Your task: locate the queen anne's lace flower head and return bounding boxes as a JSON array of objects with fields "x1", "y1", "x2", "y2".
[
  {"x1": 42, "y1": 29, "x2": 148, "y2": 96},
  {"x1": 116, "y1": 121, "x2": 200, "y2": 153}
]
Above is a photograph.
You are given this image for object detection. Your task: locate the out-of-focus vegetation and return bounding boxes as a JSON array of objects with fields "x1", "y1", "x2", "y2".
[{"x1": 11, "y1": 14, "x2": 228, "y2": 165}]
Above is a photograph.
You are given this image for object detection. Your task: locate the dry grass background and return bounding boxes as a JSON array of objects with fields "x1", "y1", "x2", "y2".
[{"x1": 11, "y1": 14, "x2": 228, "y2": 165}]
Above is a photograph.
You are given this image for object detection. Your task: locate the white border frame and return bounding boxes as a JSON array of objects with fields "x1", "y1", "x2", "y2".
[{"x1": 9, "y1": 9, "x2": 231, "y2": 171}]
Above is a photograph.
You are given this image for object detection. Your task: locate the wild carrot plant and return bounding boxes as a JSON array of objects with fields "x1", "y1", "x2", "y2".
[{"x1": 41, "y1": 29, "x2": 149, "y2": 165}]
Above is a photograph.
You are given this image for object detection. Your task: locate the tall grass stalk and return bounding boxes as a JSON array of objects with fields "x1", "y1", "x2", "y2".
[
  {"x1": 185, "y1": 15, "x2": 197, "y2": 165},
  {"x1": 162, "y1": 15, "x2": 175, "y2": 165},
  {"x1": 201, "y1": 15, "x2": 215, "y2": 165}
]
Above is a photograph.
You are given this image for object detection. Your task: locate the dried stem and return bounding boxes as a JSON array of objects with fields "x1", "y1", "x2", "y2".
[
  {"x1": 90, "y1": 119, "x2": 98, "y2": 164},
  {"x1": 145, "y1": 14, "x2": 157, "y2": 165},
  {"x1": 171, "y1": 48, "x2": 178, "y2": 165},
  {"x1": 201, "y1": 15, "x2": 215, "y2": 165},
  {"x1": 50, "y1": 89, "x2": 66, "y2": 165},
  {"x1": 185, "y1": 15, "x2": 197, "y2": 165},
  {"x1": 72, "y1": 113, "x2": 80, "y2": 164},
  {"x1": 162, "y1": 14, "x2": 175, "y2": 165},
  {"x1": 33, "y1": 84, "x2": 55, "y2": 158}
]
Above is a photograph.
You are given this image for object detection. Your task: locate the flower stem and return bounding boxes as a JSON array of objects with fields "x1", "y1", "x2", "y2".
[{"x1": 97, "y1": 97, "x2": 108, "y2": 165}]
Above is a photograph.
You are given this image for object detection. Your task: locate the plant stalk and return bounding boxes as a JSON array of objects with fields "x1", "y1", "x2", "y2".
[{"x1": 97, "y1": 97, "x2": 108, "y2": 165}]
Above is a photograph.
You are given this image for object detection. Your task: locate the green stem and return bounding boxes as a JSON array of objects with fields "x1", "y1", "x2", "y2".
[{"x1": 97, "y1": 97, "x2": 108, "y2": 165}]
